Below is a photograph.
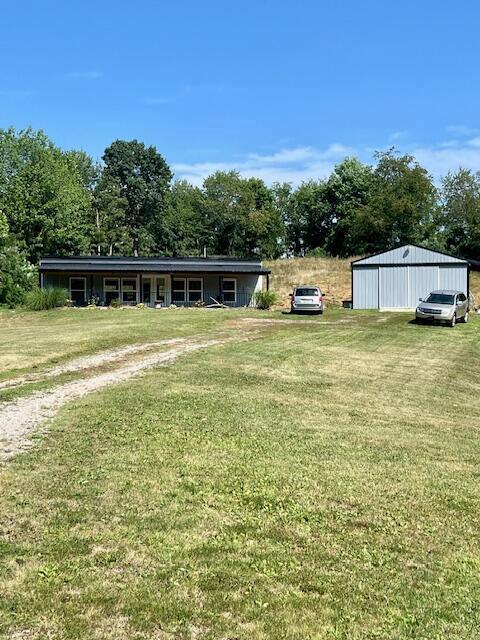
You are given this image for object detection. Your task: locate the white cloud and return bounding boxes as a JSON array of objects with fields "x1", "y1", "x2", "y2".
[
  {"x1": 68, "y1": 71, "x2": 103, "y2": 79},
  {"x1": 173, "y1": 136, "x2": 480, "y2": 187},
  {"x1": 468, "y1": 136, "x2": 480, "y2": 147},
  {"x1": 389, "y1": 130, "x2": 408, "y2": 141},
  {"x1": 412, "y1": 144, "x2": 480, "y2": 179},
  {"x1": 173, "y1": 144, "x2": 356, "y2": 186},
  {"x1": 445, "y1": 124, "x2": 480, "y2": 137}
]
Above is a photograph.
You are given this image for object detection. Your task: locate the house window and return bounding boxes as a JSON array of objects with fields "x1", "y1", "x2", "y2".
[
  {"x1": 104, "y1": 278, "x2": 120, "y2": 305},
  {"x1": 222, "y1": 278, "x2": 236, "y2": 303},
  {"x1": 69, "y1": 277, "x2": 86, "y2": 306},
  {"x1": 172, "y1": 278, "x2": 186, "y2": 303},
  {"x1": 171, "y1": 278, "x2": 203, "y2": 304},
  {"x1": 122, "y1": 278, "x2": 138, "y2": 304},
  {"x1": 188, "y1": 278, "x2": 203, "y2": 303}
]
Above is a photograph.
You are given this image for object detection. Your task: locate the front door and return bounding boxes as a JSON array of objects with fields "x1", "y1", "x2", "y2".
[
  {"x1": 142, "y1": 279, "x2": 152, "y2": 304},
  {"x1": 156, "y1": 277, "x2": 167, "y2": 305}
]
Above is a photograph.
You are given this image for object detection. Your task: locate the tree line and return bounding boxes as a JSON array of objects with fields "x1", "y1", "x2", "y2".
[{"x1": 1, "y1": 126, "x2": 480, "y2": 304}]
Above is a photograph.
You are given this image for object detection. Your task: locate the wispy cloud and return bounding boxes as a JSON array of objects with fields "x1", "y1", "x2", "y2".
[
  {"x1": 173, "y1": 144, "x2": 356, "y2": 186},
  {"x1": 389, "y1": 130, "x2": 408, "y2": 141},
  {"x1": 445, "y1": 124, "x2": 480, "y2": 137},
  {"x1": 68, "y1": 71, "x2": 104, "y2": 80}
]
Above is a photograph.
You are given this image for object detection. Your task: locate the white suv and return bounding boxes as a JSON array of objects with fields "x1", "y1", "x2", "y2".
[{"x1": 290, "y1": 286, "x2": 324, "y2": 314}]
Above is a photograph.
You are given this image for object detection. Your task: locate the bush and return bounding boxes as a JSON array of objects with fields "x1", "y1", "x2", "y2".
[
  {"x1": 109, "y1": 298, "x2": 121, "y2": 308},
  {"x1": 306, "y1": 246, "x2": 327, "y2": 258},
  {"x1": 253, "y1": 290, "x2": 278, "y2": 310},
  {"x1": 0, "y1": 245, "x2": 37, "y2": 307},
  {"x1": 24, "y1": 287, "x2": 69, "y2": 311}
]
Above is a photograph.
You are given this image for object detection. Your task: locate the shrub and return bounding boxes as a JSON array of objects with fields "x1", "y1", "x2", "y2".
[
  {"x1": 306, "y1": 246, "x2": 327, "y2": 258},
  {"x1": 253, "y1": 290, "x2": 278, "y2": 310},
  {"x1": 0, "y1": 245, "x2": 37, "y2": 307},
  {"x1": 109, "y1": 298, "x2": 121, "y2": 308},
  {"x1": 24, "y1": 287, "x2": 69, "y2": 311}
]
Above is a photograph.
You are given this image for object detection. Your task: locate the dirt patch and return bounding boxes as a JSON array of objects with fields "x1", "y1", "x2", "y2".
[{"x1": 0, "y1": 338, "x2": 228, "y2": 462}]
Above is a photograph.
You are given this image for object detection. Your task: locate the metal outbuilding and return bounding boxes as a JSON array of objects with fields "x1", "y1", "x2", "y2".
[{"x1": 351, "y1": 244, "x2": 470, "y2": 310}]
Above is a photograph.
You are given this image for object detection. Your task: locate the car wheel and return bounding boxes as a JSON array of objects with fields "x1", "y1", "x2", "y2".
[
  {"x1": 450, "y1": 313, "x2": 456, "y2": 328},
  {"x1": 461, "y1": 311, "x2": 469, "y2": 323}
]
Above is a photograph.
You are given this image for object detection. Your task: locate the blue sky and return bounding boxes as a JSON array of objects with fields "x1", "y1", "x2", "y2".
[{"x1": 1, "y1": 0, "x2": 480, "y2": 185}]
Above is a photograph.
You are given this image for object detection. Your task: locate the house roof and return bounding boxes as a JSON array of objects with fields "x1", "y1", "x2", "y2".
[
  {"x1": 39, "y1": 256, "x2": 270, "y2": 275},
  {"x1": 351, "y1": 244, "x2": 469, "y2": 267}
]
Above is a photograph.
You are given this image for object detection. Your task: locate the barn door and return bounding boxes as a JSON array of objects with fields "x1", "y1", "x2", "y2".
[
  {"x1": 408, "y1": 266, "x2": 438, "y2": 308},
  {"x1": 379, "y1": 266, "x2": 408, "y2": 309}
]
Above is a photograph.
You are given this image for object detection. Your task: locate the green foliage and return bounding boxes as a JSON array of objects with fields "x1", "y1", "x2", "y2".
[
  {"x1": 351, "y1": 150, "x2": 439, "y2": 253},
  {"x1": 100, "y1": 139, "x2": 173, "y2": 255},
  {"x1": 440, "y1": 169, "x2": 480, "y2": 258},
  {"x1": 24, "y1": 287, "x2": 69, "y2": 310},
  {"x1": 0, "y1": 212, "x2": 37, "y2": 307},
  {"x1": 306, "y1": 246, "x2": 327, "y2": 258},
  {"x1": 0, "y1": 128, "x2": 92, "y2": 263},
  {"x1": 253, "y1": 290, "x2": 278, "y2": 309},
  {"x1": 109, "y1": 298, "x2": 121, "y2": 308}
]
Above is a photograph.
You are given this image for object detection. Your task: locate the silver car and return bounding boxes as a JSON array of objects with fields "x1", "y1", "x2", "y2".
[
  {"x1": 415, "y1": 290, "x2": 469, "y2": 327},
  {"x1": 290, "y1": 285, "x2": 324, "y2": 314}
]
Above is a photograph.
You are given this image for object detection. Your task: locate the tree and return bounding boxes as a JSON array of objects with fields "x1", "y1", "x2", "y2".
[
  {"x1": 323, "y1": 158, "x2": 374, "y2": 256},
  {"x1": 352, "y1": 149, "x2": 439, "y2": 253},
  {"x1": 0, "y1": 211, "x2": 37, "y2": 306},
  {"x1": 440, "y1": 168, "x2": 480, "y2": 258},
  {"x1": 92, "y1": 177, "x2": 130, "y2": 255},
  {"x1": 100, "y1": 140, "x2": 172, "y2": 255},
  {"x1": 161, "y1": 181, "x2": 210, "y2": 256},
  {"x1": 0, "y1": 128, "x2": 92, "y2": 263},
  {"x1": 203, "y1": 171, "x2": 283, "y2": 258}
]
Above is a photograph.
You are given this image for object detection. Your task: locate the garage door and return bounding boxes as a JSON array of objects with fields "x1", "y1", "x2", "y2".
[
  {"x1": 379, "y1": 266, "x2": 408, "y2": 308},
  {"x1": 408, "y1": 266, "x2": 438, "y2": 308}
]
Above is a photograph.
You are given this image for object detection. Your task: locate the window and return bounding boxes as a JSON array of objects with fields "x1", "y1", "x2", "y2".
[
  {"x1": 104, "y1": 278, "x2": 120, "y2": 305},
  {"x1": 122, "y1": 278, "x2": 138, "y2": 304},
  {"x1": 172, "y1": 278, "x2": 186, "y2": 303},
  {"x1": 426, "y1": 293, "x2": 454, "y2": 305},
  {"x1": 295, "y1": 287, "x2": 320, "y2": 297},
  {"x1": 222, "y1": 278, "x2": 236, "y2": 303},
  {"x1": 188, "y1": 278, "x2": 203, "y2": 303},
  {"x1": 458, "y1": 293, "x2": 466, "y2": 302},
  {"x1": 69, "y1": 277, "x2": 86, "y2": 306},
  {"x1": 172, "y1": 278, "x2": 203, "y2": 304}
]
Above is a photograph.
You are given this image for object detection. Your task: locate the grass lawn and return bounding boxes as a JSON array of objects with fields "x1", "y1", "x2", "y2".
[
  {"x1": 1, "y1": 309, "x2": 480, "y2": 638},
  {"x1": 0, "y1": 307, "x2": 261, "y2": 383}
]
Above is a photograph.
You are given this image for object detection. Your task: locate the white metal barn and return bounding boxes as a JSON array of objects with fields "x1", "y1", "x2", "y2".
[{"x1": 352, "y1": 244, "x2": 469, "y2": 310}]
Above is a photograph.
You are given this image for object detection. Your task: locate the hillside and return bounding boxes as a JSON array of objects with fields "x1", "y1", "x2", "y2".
[
  {"x1": 266, "y1": 256, "x2": 356, "y2": 308},
  {"x1": 267, "y1": 256, "x2": 480, "y2": 308}
]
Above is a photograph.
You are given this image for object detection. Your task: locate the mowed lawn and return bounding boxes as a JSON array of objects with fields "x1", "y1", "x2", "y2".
[{"x1": 1, "y1": 309, "x2": 480, "y2": 639}]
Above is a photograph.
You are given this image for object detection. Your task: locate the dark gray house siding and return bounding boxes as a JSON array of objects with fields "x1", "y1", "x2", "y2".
[{"x1": 39, "y1": 257, "x2": 270, "y2": 308}]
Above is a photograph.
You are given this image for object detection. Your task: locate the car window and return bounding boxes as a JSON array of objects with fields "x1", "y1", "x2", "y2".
[
  {"x1": 426, "y1": 293, "x2": 455, "y2": 305},
  {"x1": 295, "y1": 288, "x2": 319, "y2": 296},
  {"x1": 458, "y1": 293, "x2": 466, "y2": 302}
]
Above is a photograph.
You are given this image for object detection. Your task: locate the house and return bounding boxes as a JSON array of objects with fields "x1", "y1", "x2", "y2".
[
  {"x1": 39, "y1": 256, "x2": 270, "y2": 307},
  {"x1": 351, "y1": 244, "x2": 470, "y2": 310}
]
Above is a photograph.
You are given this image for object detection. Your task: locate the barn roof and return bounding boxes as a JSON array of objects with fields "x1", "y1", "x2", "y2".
[{"x1": 352, "y1": 244, "x2": 469, "y2": 267}]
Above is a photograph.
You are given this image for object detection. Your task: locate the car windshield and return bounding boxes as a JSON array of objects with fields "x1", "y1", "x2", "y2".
[
  {"x1": 295, "y1": 288, "x2": 319, "y2": 296},
  {"x1": 425, "y1": 293, "x2": 455, "y2": 305}
]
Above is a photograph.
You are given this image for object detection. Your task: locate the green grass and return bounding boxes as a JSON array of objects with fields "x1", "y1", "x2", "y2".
[
  {"x1": 0, "y1": 307, "x2": 264, "y2": 382},
  {"x1": 1, "y1": 310, "x2": 480, "y2": 638}
]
